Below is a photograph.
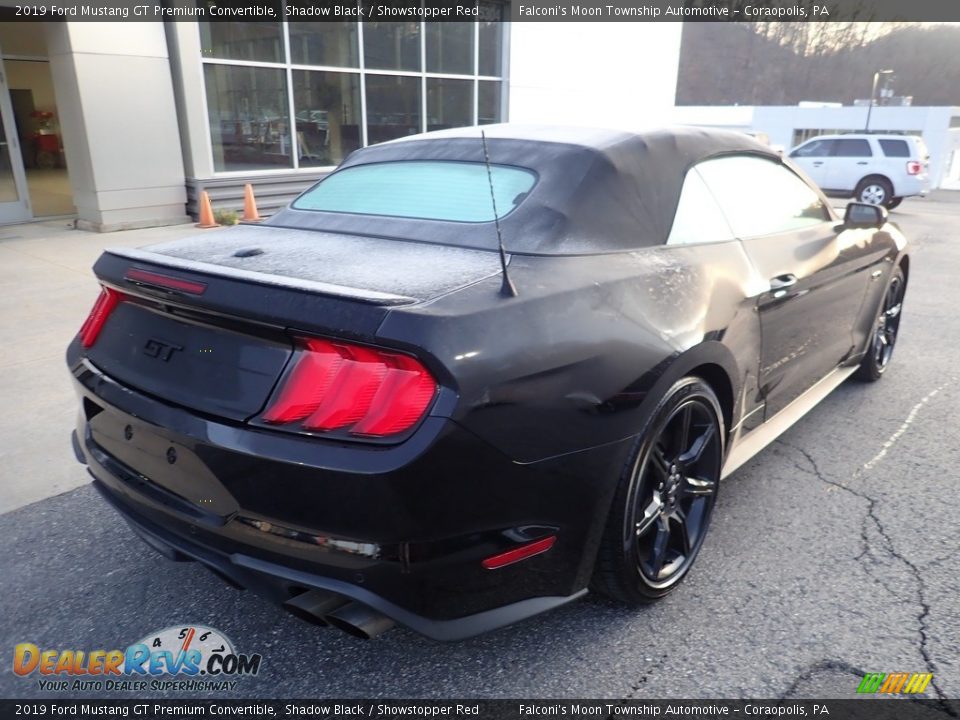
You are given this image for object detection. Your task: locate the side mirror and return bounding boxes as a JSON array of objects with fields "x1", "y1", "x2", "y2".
[{"x1": 844, "y1": 202, "x2": 887, "y2": 229}]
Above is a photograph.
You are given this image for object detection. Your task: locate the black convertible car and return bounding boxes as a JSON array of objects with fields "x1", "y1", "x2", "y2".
[{"x1": 68, "y1": 125, "x2": 908, "y2": 640}]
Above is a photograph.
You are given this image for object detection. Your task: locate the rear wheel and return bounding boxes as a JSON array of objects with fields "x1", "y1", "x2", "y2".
[
  {"x1": 592, "y1": 377, "x2": 724, "y2": 603},
  {"x1": 856, "y1": 266, "x2": 905, "y2": 382},
  {"x1": 885, "y1": 197, "x2": 903, "y2": 210},
  {"x1": 855, "y1": 177, "x2": 893, "y2": 206}
]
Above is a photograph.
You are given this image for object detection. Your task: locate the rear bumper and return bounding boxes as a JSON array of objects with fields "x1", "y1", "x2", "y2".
[
  {"x1": 893, "y1": 175, "x2": 930, "y2": 198},
  {"x1": 69, "y1": 354, "x2": 630, "y2": 640},
  {"x1": 87, "y1": 470, "x2": 585, "y2": 641}
]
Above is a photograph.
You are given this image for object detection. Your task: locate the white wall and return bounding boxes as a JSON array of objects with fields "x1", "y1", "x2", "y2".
[{"x1": 508, "y1": 23, "x2": 682, "y2": 130}]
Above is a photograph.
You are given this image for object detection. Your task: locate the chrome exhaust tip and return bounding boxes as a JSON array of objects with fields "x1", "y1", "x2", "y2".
[
  {"x1": 325, "y1": 602, "x2": 396, "y2": 640},
  {"x1": 283, "y1": 589, "x2": 350, "y2": 627}
]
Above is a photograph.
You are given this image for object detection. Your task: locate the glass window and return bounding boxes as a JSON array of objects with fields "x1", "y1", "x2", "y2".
[
  {"x1": 478, "y1": 81, "x2": 501, "y2": 126},
  {"x1": 204, "y1": 65, "x2": 292, "y2": 172},
  {"x1": 478, "y1": 2, "x2": 504, "y2": 76},
  {"x1": 426, "y1": 22, "x2": 474, "y2": 75},
  {"x1": 200, "y1": 20, "x2": 506, "y2": 173},
  {"x1": 696, "y1": 156, "x2": 831, "y2": 238},
  {"x1": 428, "y1": 78, "x2": 473, "y2": 132},
  {"x1": 289, "y1": 20, "x2": 358, "y2": 67},
  {"x1": 790, "y1": 139, "x2": 834, "y2": 158},
  {"x1": 293, "y1": 161, "x2": 537, "y2": 222},
  {"x1": 879, "y1": 139, "x2": 910, "y2": 158},
  {"x1": 198, "y1": 9, "x2": 283, "y2": 63},
  {"x1": 666, "y1": 169, "x2": 735, "y2": 245},
  {"x1": 833, "y1": 138, "x2": 872, "y2": 157},
  {"x1": 293, "y1": 70, "x2": 362, "y2": 168},
  {"x1": 362, "y1": 20, "x2": 420, "y2": 71},
  {"x1": 365, "y1": 74, "x2": 422, "y2": 144}
]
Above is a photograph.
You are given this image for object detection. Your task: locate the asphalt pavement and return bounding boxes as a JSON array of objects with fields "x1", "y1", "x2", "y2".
[{"x1": 1, "y1": 195, "x2": 958, "y2": 700}]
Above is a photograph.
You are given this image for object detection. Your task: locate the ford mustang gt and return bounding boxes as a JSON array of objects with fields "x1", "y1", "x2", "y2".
[{"x1": 67, "y1": 125, "x2": 908, "y2": 640}]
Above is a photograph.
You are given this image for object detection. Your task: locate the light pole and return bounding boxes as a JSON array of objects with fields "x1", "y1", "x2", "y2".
[{"x1": 865, "y1": 69, "x2": 894, "y2": 132}]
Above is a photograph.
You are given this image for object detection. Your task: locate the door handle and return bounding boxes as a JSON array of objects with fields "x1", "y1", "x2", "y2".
[
  {"x1": 770, "y1": 274, "x2": 798, "y2": 290},
  {"x1": 812, "y1": 161, "x2": 823, "y2": 166},
  {"x1": 856, "y1": 161, "x2": 868, "y2": 165},
  {"x1": 769, "y1": 274, "x2": 798, "y2": 298}
]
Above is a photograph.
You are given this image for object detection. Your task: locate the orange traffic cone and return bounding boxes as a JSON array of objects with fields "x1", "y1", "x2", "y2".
[
  {"x1": 242, "y1": 183, "x2": 262, "y2": 223},
  {"x1": 196, "y1": 190, "x2": 218, "y2": 229}
]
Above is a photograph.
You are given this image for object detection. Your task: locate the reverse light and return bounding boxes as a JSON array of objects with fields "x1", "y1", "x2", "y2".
[
  {"x1": 262, "y1": 337, "x2": 438, "y2": 439},
  {"x1": 79, "y1": 287, "x2": 124, "y2": 348},
  {"x1": 906, "y1": 161, "x2": 922, "y2": 176}
]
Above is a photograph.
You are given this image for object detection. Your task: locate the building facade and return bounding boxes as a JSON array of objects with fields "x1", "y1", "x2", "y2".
[{"x1": 0, "y1": 15, "x2": 682, "y2": 229}]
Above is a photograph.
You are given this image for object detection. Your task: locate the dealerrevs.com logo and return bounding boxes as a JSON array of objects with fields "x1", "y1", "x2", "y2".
[{"x1": 13, "y1": 625, "x2": 262, "y2": 692}]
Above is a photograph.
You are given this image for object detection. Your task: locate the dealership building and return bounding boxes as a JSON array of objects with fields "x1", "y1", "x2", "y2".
[{"x1": 0, "y1": 13, "x2": 681, "y2": 229}]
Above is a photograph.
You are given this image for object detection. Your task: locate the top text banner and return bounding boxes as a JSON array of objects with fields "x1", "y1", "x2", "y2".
[{"x1": 6, "y1": 0, "x2": 960, "y2": 22}]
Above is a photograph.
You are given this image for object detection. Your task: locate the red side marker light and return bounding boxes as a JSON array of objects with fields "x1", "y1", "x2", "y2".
[
  {"x1": 79, "y1": 287, "x2": 124, "y2": 348},
  {"x1": 481, "y1": 536, "x2": 557, "y2": 570}
]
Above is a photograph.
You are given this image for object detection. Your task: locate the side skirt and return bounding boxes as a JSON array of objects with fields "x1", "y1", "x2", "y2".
[{"x1": 721, "y1": 365, "x2": 858, "y2": 479}]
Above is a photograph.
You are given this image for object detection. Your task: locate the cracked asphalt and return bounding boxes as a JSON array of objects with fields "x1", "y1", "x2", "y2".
[{"x1": 1, "y1": 196, "x2": 958, "y2": 701}]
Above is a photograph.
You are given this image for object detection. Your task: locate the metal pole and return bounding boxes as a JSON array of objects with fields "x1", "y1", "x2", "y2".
[
  {"x1": 865, "y1": 71, "x2": 879, "y2": 132},
  {"x1": 865, "y1": 69, "x2": 893, "y2": 132}
]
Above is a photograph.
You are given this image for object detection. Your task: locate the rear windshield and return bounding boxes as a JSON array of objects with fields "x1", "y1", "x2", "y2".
[{"x1": 293, "y1": 161, "x2": 538, "y2": 223}]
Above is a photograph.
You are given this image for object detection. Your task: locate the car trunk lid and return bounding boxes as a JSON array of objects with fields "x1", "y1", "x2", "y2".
[{"x1": 82, "y1": 225, "x2": 500, "y2": 423}]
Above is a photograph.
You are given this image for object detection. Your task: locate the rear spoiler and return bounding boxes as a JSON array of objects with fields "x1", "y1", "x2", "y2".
[{"x1": 105, "y1": 248, "x2": 417, "y2": 307}]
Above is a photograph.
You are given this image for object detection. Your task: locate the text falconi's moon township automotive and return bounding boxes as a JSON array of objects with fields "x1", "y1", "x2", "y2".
[{"x1": 518, "y1": 4, "x2": 829, "y2": 17}]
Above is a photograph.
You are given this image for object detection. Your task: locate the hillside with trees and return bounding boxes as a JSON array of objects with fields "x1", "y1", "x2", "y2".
[{"x1": 676, "y1": 22, "x2": 960, "y2": 107}]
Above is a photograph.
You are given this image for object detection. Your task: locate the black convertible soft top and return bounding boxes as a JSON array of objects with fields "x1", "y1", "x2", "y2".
[{"x1": 267, "y1": 124, "x2": 779, "y2": 256}]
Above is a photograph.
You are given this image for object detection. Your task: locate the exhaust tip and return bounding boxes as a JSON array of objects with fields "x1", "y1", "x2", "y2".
[
  {"x1": 325, "y1": 602, "x2": 396, "y2": 640},
  {"x1": 284, "y1": 589, "x2": 349, "y2": 627}
]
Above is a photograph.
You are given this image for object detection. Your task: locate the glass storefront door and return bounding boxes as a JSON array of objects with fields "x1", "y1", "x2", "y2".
[{"x1": 0, "y1": 61, "x2": 31, "y2": 224}]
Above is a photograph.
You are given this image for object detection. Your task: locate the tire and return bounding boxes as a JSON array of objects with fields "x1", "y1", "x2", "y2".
[
  {"x1": 854, "y1": 177, "x2": 893, "y2": 206},
  {"x1": 885, "y1": 197, "x2": 903, "y2": 210},
  {"x1": 855, "y1": 266, "x2": 905, "y2": 382},
  {"x1": 591, "y1": 376, "x2": 724, "y2": 604}
]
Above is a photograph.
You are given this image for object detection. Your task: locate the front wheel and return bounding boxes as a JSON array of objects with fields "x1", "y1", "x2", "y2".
[
  {"x1": 591, "y1": 377, "x2": 724, "y2": 604},
  {"x1": 856, "y1": 266, "x2": 905, "y2": 382}
]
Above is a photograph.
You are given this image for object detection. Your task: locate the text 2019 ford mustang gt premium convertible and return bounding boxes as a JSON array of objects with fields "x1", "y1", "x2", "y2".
[{"x1": 67, "y1": 125, "x2": 908, "y2": 640}]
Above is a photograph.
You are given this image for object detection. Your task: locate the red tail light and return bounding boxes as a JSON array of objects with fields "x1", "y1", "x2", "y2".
[
  {"x1": 262, "y1": 337, "x2": 437, "y2": 439},
  {"x1": 79, "y1": 287, "x2": 124, "y2": 348},
  {"x1": 907, "y1": 161, "x2": 922, "y2": 175}
]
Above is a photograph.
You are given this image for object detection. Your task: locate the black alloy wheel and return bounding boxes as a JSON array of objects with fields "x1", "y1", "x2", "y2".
[
  {"x1": 857, "y1": 266, "x2": 905, "y2": 382},
  {"x1": 593, "y1": 377, "x2": 724, "y2": 603}
]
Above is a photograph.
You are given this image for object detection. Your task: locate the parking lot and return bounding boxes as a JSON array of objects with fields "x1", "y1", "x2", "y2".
[{"x1": 1, "y1": 194, "x2": 958, "y2": 700}]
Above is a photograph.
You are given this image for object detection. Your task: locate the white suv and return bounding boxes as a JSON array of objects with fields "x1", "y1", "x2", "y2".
[{"x1": 788, "y1": 133, "x2": 930, "y2": 209}]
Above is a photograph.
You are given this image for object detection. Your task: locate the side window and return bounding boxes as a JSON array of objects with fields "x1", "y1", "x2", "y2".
[
  {"x1": 790, "y1": 139, "x2": 834, "y2": 158},
  {"x1": 666, "y1": 169, "x2": 735, "y2": 245},
  {"x1": 879, "y1": 139, "x2": 910, "y2": 158},
  {"x1": 832, "y1": 138, "x2": 872, "y2": 157},
  {"x1": 695, "y1": 155, "x2": 831, "y2": 239}
]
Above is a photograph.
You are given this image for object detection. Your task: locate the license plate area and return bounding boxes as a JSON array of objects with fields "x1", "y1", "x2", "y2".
[{"x1": 89, "y1": 408, "x2": 240, "y2": 520}]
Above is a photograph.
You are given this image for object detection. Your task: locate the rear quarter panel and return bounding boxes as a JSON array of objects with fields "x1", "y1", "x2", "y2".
[{"x1": 377, "y1": 241, "x2": 766, "y2": 464}]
